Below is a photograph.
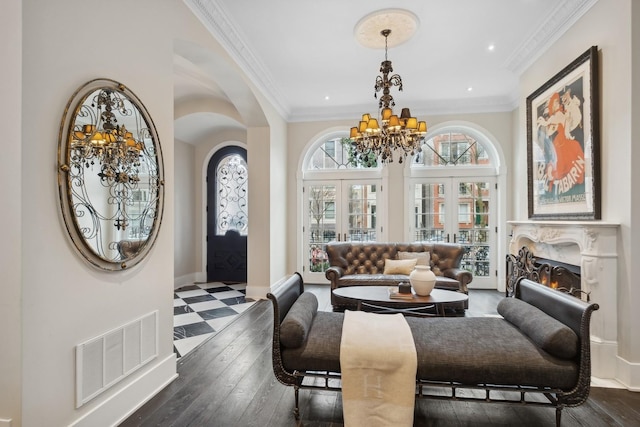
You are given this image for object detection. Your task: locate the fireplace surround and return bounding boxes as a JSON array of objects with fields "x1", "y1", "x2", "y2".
[
  {"x1": 508, "y1": 220, "x2": 620, "y2": 382},
  {"x1": 506, "y1": 246, "x2": 583, "y2": 300}
]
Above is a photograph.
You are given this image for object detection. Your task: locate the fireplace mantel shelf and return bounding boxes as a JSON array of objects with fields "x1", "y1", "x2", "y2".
[
  {"x1": 508, "y1": 220, "x2": 619, "y2": 227},
  {"x1": 507, "y1": 220, "x2": 619, "y2": 257}
]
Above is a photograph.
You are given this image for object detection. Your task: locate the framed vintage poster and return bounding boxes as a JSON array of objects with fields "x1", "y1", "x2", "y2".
[{"x1": 526, "y1": 46, "x2": 600, "y2": 220}]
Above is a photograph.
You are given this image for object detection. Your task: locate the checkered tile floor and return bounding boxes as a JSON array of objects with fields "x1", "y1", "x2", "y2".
[{"x1": 173, "y1": 282, "x2": 255, "y2": 359}]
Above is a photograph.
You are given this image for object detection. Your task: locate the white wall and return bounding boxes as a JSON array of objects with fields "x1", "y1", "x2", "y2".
[
  {"x1": 0, "y1": 1, "x2": 22, "y2": 425},
  {"x1": 174, "y1": 140, "x2": 197, "y2": 286},
  {"x1": 19, "y1": 0, "x2": 176, "y2": 425},
  {"x1": 518, "y1": 0, "x2": 639, "y2": 387},
  {"x1": 630, "y1": 0, "x2": 640, "y2": 382},
  {"x1": 172, "y1": 3, "x2": 289, "y2": 298}
]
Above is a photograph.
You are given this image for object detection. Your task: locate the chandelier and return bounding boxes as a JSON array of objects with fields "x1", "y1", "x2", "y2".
[
  {"x1": 349, "y1": 29, "x2": 427, "y2": 164},
  {"x1": 71, "y1": 89, "x2": 144, "y2": 186}
]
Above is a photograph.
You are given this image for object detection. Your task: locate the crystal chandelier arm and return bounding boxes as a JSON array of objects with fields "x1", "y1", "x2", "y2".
[{"x1": 388, "y1": 74, "x2": 403, "y2": 91}]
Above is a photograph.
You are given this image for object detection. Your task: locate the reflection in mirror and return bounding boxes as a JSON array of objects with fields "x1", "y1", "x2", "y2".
[{"x1": 58, "y1": 79, "x2": 164, "y2": 270}]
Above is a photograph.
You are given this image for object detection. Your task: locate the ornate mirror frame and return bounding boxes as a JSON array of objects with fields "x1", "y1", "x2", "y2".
[{"x1": 57, "y1": 78, "x2": 165, "y2": 271}]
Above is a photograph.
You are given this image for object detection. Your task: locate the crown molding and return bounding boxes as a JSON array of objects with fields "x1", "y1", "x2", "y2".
[
  {"x1": 183, "y1": 0, "x2": 290, "y2": 119},
  {"x1": 502, "y1": 0, "x2": 599, "y2": 75},
  {"x1": 288, "y1": 95, "x2": 519, "y2": 123},
  {"x1": 184, "y1": 0, "x2": 596, "y2": 124}
]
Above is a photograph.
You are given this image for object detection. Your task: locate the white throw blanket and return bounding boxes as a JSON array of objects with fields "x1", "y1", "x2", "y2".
[{"x1": 340, "y1": 310, "x2": 417, "y2": 427}]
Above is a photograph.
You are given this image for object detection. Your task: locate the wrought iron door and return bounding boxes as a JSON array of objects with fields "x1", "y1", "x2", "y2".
[{"x1": 207, "y1": 146, "x2": 248, "y2": 283}]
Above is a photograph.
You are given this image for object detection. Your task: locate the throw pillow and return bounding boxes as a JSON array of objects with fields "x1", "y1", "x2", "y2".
[
  {"x1": 397, "y1": 251, "x2": 431, "y2": 266},
  {"x1": 280, "y1": 292, "x2": 318, "y2": 349},
  {"x1": 383, "y1": 258, "x2": 417, "y2": 275},
  {"x1": 497, "y1": 297, "x2": 579, "y2": 360}
]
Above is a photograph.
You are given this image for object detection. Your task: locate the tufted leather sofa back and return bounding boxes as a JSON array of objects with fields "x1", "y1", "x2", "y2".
[{"x1": 325, "y1": 242, "x2": 465, "y2": 277}]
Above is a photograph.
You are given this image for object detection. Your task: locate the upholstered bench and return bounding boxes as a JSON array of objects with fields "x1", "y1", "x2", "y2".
[{"x1": 268, "y1": 273, "x2": 599, "y2": 426}]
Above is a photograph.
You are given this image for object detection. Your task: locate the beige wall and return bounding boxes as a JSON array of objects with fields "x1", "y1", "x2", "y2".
[
  {"x1": 16, "y1": 0, "x2": 177, "y2": 425},
  {"x1": 631, "y1": 0, "x2": 640, "y2": 383},
  {"x1": 174, "y1": 140, "x2": 197, "y2": 284},
  {"x1": 0, "y1": 1, "x2": 22, "y2": 425}
]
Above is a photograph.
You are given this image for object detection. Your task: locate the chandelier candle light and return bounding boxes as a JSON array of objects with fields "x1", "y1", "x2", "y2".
[
  {"x1": 349, "y1": 29, "x2": 427, "y2": 164},
  {"x1": 71, "y1": 89, "x2": 144, "y2": 186}
]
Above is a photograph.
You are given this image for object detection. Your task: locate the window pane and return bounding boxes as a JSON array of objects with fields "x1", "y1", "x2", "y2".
[
  {"x1": 412, "y1": 131, "x2": 492, "y2": 167},
  {"x1": 306, "y1": 137, "x2": 379, "y2": 170},
  {"x1": 216, "y1": 154, "x2": 248, "y2": 236}
]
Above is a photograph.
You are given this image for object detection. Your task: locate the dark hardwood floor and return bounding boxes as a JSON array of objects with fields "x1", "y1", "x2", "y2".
[{"x1": 121, "y1": 285, "x2": 640, "y2": 426}]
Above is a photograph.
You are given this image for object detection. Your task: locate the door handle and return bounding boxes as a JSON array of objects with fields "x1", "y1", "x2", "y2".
[
  {"x1": 343, "y1": 233, "x2": 347, "y2": 242},
  {"x1": 446, "y1": 233, "x2": 450, "y2": 243},
  {"x1": 453, "y1": 234, "x2": 457, "y2": 243}
]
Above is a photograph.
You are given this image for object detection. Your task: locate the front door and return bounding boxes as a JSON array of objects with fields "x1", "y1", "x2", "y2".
[
  {"x1": 303, "y1": 180, "x2": 382, "y2": 283},
  {"x1": 206, "y1": 146, "x2": 248, "y2": 283},
  {"x1": 410, "y1": 177, "x2": 496, "y2": 289}
]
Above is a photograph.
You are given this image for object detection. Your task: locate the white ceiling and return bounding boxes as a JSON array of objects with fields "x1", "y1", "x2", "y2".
[{"x1": 175, "y1": 0, "x2": 597, "y2": 144}]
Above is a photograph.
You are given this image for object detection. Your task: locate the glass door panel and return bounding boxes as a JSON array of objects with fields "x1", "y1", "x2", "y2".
[
  {"x1": 412, "y1": 182, "x2": 447, "y2": 242},
  {"x1": 303, "y1": 180, "x2": 381, "y2": 283},
  {"x1": 306, "y1": 183, "x2": 336, "y2": 280},
  {"x1": 410, "y1": 178, "x2": 495, "y2": 289},
  {"x1": 456, "y1": 181, "x2": 493, "y2": 287},
  {"x1": 346, "y1": 183, "x2": 377, "y2": 242}
]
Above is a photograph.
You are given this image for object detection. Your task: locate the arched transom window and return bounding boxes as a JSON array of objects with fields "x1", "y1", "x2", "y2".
[
  {"x1": 306, "y1": 136, "x2": 379, "y2": 170},
  {"x1": 412, "y1": 131, "x2": 492, "y2": 168}
]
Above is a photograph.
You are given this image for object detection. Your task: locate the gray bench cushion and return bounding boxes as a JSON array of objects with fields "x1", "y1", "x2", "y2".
[
  {"x1": 281, "y1": 314, "x2": 578, "y2": 391},
  {"x1": 280, "y1": 292, "x2": 318, "y2": 348},
  {"x1": 497, "y1": 297, "x2": 579, "y2": 360},
  {"x1": 282, "y1": 311, "x2": 344, "y2": 372},
  {"x1": 406, "y1": 317, "x2": 579, "y2": 389}
]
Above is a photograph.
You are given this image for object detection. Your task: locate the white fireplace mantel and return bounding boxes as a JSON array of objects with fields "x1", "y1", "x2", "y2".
[{"x1": 508, "y1": 220, "x2": 621, "y2": 384}]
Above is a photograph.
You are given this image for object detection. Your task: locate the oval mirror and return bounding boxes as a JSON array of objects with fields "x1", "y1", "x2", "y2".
[{"x1": 57, "y1": 78, "x2": 164, "y2": 270}]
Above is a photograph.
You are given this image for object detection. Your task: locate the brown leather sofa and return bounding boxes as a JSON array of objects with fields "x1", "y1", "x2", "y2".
[{"x1": 325, "y1": 241, "x2": 473, "y2": 310}]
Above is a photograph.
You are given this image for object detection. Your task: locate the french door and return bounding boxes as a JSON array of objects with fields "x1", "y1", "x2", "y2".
[
  {"x1": 409, "y1": 177, "x2": 496, "y2": 289},
  {"x1": 302, "y1": 179, "x2": 382, "y2": 283}
]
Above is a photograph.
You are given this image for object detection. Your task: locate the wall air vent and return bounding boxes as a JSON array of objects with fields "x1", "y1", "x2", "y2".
[{"x1": 75, "y1": 311, "x2": 158, "y2": 407}]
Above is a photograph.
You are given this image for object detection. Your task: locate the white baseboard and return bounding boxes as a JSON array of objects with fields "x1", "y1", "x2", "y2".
[
  {"x1": 247, "y1": 275, "x2": 290, "y2": 300},
  {"x1": 70, "y1": 353, "x2": 177, "y2": 427},
  {"x1": 174, "y1": 272, "x2": 198, "y2": 289},
  {"x1": 616, "y1": 355, "x2": 640, "y2": 391},
  {"x1": 590, "y1": 339, "x2": 618, "y2": 380},
  {"x1": 0, "y1": 418, "x2": 12, "y2": 427}
]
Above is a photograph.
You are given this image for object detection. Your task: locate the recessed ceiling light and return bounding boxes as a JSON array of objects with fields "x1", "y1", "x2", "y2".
[
  {"x1": 325, "y1": 95, "x2": 330, "y2": 100},
  {"x1": 488, "y1": 44, "x2": 495, "y2": 51},
  {"x1": 467, "y1": 87, "x2": 473, "y2": 92}
]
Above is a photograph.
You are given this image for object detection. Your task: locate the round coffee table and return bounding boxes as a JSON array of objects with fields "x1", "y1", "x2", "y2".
[{"x1": 332, "y1": 286, "x2": 469, "y2": 317}]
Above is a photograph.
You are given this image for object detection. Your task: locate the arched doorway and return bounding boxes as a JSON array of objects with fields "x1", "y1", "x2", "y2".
[{"x1": 206, "y1": 145, "x2": 248, "y2": 283}]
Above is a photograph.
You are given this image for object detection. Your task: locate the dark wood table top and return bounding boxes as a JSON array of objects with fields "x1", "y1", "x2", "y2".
[{"x1": 332, "y1": 285, "x2": 469, "y2": 306}]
